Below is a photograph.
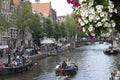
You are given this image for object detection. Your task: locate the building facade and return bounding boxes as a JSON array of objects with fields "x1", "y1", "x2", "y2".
[{"x1": 0, "y1": 0, "x2": 31, "y2": 48}]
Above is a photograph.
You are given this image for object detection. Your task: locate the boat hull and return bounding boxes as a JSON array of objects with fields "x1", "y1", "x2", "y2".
[
  {"x1": 103, "y1": 49, "x2": 119, "y2": 55},
  {"x1": 0, "y1": 62, "x2": 33, "y2": 75},
  {"x1": 56, "y1": 66, "x2": 78, "y2": 76}
]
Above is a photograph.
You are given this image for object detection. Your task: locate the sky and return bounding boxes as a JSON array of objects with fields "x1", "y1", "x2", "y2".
[{"x1": 30, "y1": 0, "x2": 73, "y2": 16}]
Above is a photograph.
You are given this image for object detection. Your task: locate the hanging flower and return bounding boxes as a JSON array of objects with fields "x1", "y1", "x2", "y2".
[
  {"x1": 73, "y1": 1, "x2": 79, "y2": 7},
  {"x1": 67, "y1": 0, "x2": 117, "y2": 36}
]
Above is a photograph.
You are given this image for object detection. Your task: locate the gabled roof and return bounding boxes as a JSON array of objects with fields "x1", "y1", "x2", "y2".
[
  {"x1": 13, "y1": 0, "x2": 20, "y2": 7},
  {"x1": 31, "y1": 2, "x2": 51, "y2": 16}
]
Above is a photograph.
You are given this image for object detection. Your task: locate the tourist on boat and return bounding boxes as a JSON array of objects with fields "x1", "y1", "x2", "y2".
[
  {"x1": 66, "y1": 58, "x2": 71, "y2": 67},
  {"x1": 61, "y1": 61, "x2": 68, "y2": 76},
  {"x1": 62, "y1": 61, "x2": 68, "y2": 69},
  {"x1": 69, "y1": 63, "x2": 76, "y2": 70},
  {"x1": 15, "y1": 56, "x2": 21, "y2": 66}
]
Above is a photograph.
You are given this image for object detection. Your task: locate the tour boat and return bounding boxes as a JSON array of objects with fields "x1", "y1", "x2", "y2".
[
  {"x1": 103, "y1": 41, "x2": 119, "y2": 55},
  {"x1": 103, "y1": 48, "x2": 119, "y2": 55},
  {"x1": 55, "y1": 63, "x2": 78, "y2": 76}
]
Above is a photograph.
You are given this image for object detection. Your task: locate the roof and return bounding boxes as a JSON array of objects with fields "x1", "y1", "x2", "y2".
[
  {"x1": 31, "y1": 2, "x2": 51, "y2": 16},
  {"x1": 13, "y1": 0, "x2": 20, "y2": 7}
]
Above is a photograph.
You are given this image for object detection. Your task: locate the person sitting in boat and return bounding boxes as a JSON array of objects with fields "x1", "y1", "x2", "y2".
[
  {"x1": 15, "y1": 56, "x2": 22, "y2": 66},
  {"x1": 25, "y1": 55, "x2": 31, "y2": 64},
  {"x1": 62, "y1": 61, "x2": 68, "y2": 69},
  {"x1": 66, "y1": 58, "x2": 71, "y2": 67},
  {"x1": 69, "y1": 63, "x2": 76, "y2": 70},
  {"x1": 109, "y1": 45, "x2": 113, "y2": 50},
  {"x1": 11, "y1": 59, "x2": 16, "y2": 67}
]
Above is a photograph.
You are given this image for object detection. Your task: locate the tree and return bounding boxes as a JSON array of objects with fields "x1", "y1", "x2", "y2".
[
  {"x1": 60, "y1": 22, "x2": 67, "y2": 38},
  {"x1": 64, "y1": 14, "x2": 77, "y2": 40},
  {"x1": 16, "y1": 1, "x2": 34, "y2": 45},
  {"x1": 29, "y1": 14, "x2": 43, "y2": 46},
  {"x1": 53, "y1": 23, "x2": 62, "y2": 41},
  {"x1": 44, "y1": 18, "x2": 54, "y2": 38}
]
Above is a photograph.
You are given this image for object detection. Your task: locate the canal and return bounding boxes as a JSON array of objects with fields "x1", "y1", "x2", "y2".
[{"x1": 2, "y1": 42, "x2": 120, "y2": 80}]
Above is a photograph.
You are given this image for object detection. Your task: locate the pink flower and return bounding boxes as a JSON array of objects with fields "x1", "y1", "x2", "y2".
[
  {"x1": 88, "y1": 33, "x2": 94, "y2": 40},
  {"x1": 73, "y1": 1, "x2": 79, "y2": 7},
  {"x1": 67, "y1": 0, "x2": 73, "y2": 4}
]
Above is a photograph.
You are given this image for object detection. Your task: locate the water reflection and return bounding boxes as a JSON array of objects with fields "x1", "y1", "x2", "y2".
[{"x1": 2, "y1": 43, "x2": 120, "y2": 80}]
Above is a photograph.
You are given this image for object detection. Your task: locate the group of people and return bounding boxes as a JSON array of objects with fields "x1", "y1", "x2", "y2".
[
  {"x1": 5, "y1": 55, "x2": 31, "y2": 67},
  {"x1": 56, "y1": 59, "x2": 78, "y2": 76},
  {"x1": 110, "y1": 68, "x2": 120, "y2": 80}
]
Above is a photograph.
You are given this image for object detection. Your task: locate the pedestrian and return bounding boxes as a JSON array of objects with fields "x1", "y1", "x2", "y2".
[
  {"x1": 114, "y1": 68, "x2": 120, "y2": 80},
  {"x1": 0, "y1": 49, "x2": 3, "y2": 58},
  {"x1": 109, "y1": 72, "x2": 115, "y2": 80},
  {"x1": 13, "y1": 48, "x2": 16, "y2": 59}
]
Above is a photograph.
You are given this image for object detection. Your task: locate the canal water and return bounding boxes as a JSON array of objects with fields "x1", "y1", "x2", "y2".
[{"x1": 1, "y1": 42, "x2": 120, "y2": 80}]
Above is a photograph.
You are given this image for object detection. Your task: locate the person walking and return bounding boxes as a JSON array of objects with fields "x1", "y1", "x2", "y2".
[{"x1": 0, "y1": 49, "x2": 3, "y2": 58}]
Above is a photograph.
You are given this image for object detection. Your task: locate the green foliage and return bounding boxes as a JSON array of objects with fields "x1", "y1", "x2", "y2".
[
  {"x1": 29, "y1": 14, "x2": 43, "y2": 40},
  {"x1": 53, "y1": 23, "x2": 64, "y2": 41},
  {"x1": 60, "y1": 23, "x2": 67, "y2": 37},
  {"x1": 44, "y1": 18, "x2": 54, "y2": 38},
  {"x1": 64, "y1": 14, "x2": 78, "y2": 38},
  {"x1": 16, "y1": 1, "x2": 33, "y2": 31}
]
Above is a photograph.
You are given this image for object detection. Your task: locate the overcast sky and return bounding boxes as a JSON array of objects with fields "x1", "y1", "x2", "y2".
[{"x1": 30, "y1": 0, "x2": 73, "y2": 16}]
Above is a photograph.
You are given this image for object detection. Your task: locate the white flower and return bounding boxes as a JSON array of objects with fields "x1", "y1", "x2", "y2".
[
  {"x1": 114, "y1": 9, "x2": 117, "y2": 13},
  {"x1": 84, "y1": 19, "x2": 88, "y2": 24},
  {"x1": 109, "y1": 9, "x2": 113, "y2": 13},
  {"x1": 100, "y1": 12, "x2": 104, "y2": 17},
  {"x1": 108, "y1": 24, "x2": 111, "y2": 27},
  {"x1": 82, "y1": 27, "x2": 86, "y2": 32},
  {"x1": 95, "y1": 16, "x2": 100, "y2": 20},
  {"x1": 101, "y1": 18, "x2": 106, "y2": 22},
  {"x1": 109, "y1": 14, "x2": 112, "y2": 17},
  {"x1": 97, "y1": 8, "x2": 102, "y2": 13},
  {"x1": 97, "y1": 22, "x2": 102, "y2": 27},
  {"x1": 109, "y1": 29, "x2": 112, "y2": 33},
  {"x1": 80, "y1": 21, "x2": 85, "y2": 26},
  {"x1": 88, "y1": 25, "x2": 93, "y2": 31},
  {"x1": 89, "y1": 15, "x2": 94, "y2": 21},
  {"x1": 78, "y1": 18, "x2": 81, "y2": 23},
  {"x1": 96, "y1": 5, "x2": 102, "y2": 10},
  {"x1": 112, "y1": 22, "x2": 116, "y2": 27},
  {"x1": 84, "y1": 12, "x2": 88, "y2": 17},
  {"x1": 104, "y1": 22, "x2": 108, "y2": 27},
  {"x1": 81, "y1": 11, "x2": 85, "y2": 17},
  {"x1": 109, "y1": 3, "x2": 114, "y2": 8}
]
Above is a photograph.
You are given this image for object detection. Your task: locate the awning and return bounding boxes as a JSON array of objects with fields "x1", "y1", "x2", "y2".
[
  {"x1": 41, "y1": 39, "x2": 55, "y2": 44},
  {"x1": 0, "y1": 45, "x2": 8, "y2": 49}
]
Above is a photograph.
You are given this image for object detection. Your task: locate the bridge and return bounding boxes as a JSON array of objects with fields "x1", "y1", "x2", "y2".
[{"x1": 75, "y1": 38, "x2": 119, "y2": 47}]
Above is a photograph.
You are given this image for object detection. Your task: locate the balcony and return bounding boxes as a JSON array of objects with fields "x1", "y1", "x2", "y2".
[{"x1": 2, "y1": 32, "x2": 10, "y2": 38}]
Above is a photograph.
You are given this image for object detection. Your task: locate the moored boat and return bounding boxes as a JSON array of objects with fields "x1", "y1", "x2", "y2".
[{"x1": 0, "y1": 55, "x2": 33, "y2": 75}]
